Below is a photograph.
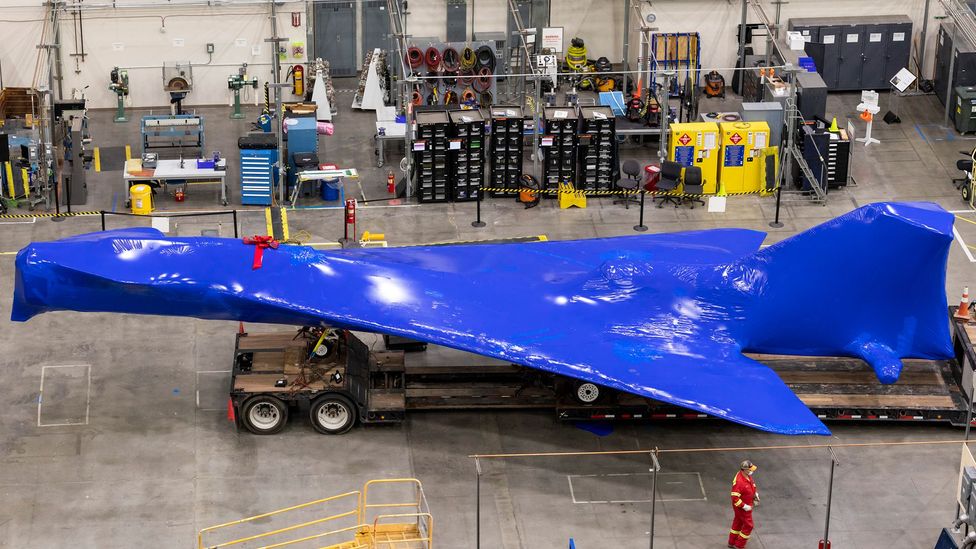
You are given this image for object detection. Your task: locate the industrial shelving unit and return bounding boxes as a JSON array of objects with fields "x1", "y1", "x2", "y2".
[
  {"x1": 413, "y1": 109, "x2": 451, "y2": 203},
  {"x1": 448, "y1": 109, "x2": 486, "y2": 202},
  {"x1": 577, "y1": 106, "x2": 617, "y2": 192},
  {"x1": 488, "y1": 105, "x2": 524, "y2": 196},
  {"x1": 542, "y1": 107, "x2": 579, "y2": 195}
]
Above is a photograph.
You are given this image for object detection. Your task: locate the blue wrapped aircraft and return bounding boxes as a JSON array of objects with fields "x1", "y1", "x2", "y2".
[{"x1": 11, "y1": 202, "x2": 955, "y2": 435}]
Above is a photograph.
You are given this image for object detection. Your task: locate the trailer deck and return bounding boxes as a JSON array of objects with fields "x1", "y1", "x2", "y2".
[{"x1": 227, "y1": 321, "x2": 976, "y2": 434}]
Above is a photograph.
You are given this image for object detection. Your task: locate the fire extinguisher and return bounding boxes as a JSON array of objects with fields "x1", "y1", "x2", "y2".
[
  {"x1": 387, "y1": 170, "x2": 395, "y2": 194},
  {"x1": 343, "y1": 199, "x2": 357, "y2": 242},
  {"x1": 292, "y1": 64, "x2": 304, "y2": 97}
]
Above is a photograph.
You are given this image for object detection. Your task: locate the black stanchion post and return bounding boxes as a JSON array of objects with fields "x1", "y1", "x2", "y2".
[
  {"x1": 472, "y1": 186, "x2": 486, "y2": 228},
  {"x1": 100, "y1": 211, "x2": 106, "y2": 231},
  {"x1": 232, "y1": 210, "x2": 239, "y2": 238},
  {"x1": 769, "y1": 185, "x2": 784, "y2": 228},
  {"x1": 649, "y1": 449, "x2": 660, "y2": 549},
  {"x1": 634, "y1": 190, "x2": 648, "y2": 232},
  {"x1": 820, "y1": 448, "x2": 836, "y2": 549},
  {"x1": 475, "y1": 458, "x2": 482, "y2": 549}
]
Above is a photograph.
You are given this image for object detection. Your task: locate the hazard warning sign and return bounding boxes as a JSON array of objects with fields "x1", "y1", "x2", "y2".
[
  {"x1": 678, "y1": 133, "x2": 691, "y2": 146},
  {"x1": 729, "y1": 133, "x2": 742, "y2": 145}
]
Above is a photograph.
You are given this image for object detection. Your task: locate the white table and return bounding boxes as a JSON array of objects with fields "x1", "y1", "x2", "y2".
[
  {"x1": 374, "y1": 121, "x2": 407, "y2": 168},
  {"x1": 124, "y1": 158, "x2": 228, "y2": 206}
]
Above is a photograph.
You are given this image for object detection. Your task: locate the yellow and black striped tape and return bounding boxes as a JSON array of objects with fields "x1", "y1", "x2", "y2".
[
  {"x1": 480, "y1": 187, "x2": 773, "y2": 199},
  {"x1": 0, "y1": 210, "x2": 101, "y2": 219}
]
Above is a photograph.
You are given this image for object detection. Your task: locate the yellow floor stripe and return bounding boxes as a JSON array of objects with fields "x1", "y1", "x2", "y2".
[
  {"x1": 264, "y1": 207, "x2": 273, "y2": 236},
  {"x1": 280, "y1": 208, "x2": 289, "y2": 241},
  {"x1": 957, "y1": 215, "x2": 976, "y2": 227},
  {"x1": 93, "y1": 147, "x2": 101, "y2": 172}
]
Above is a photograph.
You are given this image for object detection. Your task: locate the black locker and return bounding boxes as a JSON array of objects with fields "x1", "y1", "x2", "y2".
[
  {"x1": 935, "y1": 23, "x2": 976, "y2": 106},
  {"x1": 884, "y1": 23, "x2": 913, "y2": 86},
  {"x1": 816, "y1": 29, "x2": 841, "y2": 89},
  {"x1": 837, "y1": 26, "x2": 864, "y2": 90},
  {"x1": 791, "y1": 16, "x2": 912, "y2": 92},
  {"x1": 861, "y1": 24, "x2": 887, "y2": 89}
]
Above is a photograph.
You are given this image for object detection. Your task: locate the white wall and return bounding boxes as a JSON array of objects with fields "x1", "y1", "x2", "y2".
[
  {"x1": 0, "y1": 1, "x2": 308, "y2": 109},
  {"x1": 413, "y1": 0, "x2": 943, "y2": 79},
  {"x1": 0, "y1": 0, "x2": 948, "y2": 110}
]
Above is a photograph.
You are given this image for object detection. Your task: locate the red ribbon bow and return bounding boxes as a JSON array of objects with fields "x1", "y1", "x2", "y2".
[{"x1": 242, "y1": 235, "x2": 279, "y2": 270}]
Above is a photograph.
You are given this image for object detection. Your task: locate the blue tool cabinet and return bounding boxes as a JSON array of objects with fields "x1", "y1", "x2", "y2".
[{"x1": 238, "y1": 133, "x2": 278, "y2": 206}]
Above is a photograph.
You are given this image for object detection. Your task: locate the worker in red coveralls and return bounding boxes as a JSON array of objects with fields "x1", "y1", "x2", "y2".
[{"x1": 728, "y1": 460, "x2": 760, "y2": 548}]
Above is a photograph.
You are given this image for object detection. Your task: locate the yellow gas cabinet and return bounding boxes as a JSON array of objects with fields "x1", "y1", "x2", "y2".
[
  {"x1": 718, "y1": 121, "x2": 771, "y2": 194},
  {"x1": 668, "y1": 122, "x2": 720, "y2": 193}
]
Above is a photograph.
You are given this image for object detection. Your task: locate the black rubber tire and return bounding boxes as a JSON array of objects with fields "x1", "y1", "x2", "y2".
[
  {"x1": 963, "y1": 184, "x2": 972, "y2": 203},
  {"x1": 309, "y1": 394, "x2": 358, "y2": 435},
  {"x1": 241, "y1": 395, "x2": 288, "y2": 435}
]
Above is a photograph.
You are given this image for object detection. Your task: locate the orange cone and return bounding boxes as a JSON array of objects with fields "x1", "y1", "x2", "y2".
[
  {"x1": 239, "y1": 321, "x2": 245, "y2": 334},
  {"x1": 227, "y1": 398, "x2": 236, "y2": 422},
  {"x1": 956, "y1": 287, "x2": 972, "y2": 321}
]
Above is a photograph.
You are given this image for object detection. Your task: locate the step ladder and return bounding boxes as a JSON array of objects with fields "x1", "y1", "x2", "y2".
[
  {"x1": 779, "y1": 97, "x2": 828, "y2": 205},
  {"x1": 198, "y1": 478, "x2": 433, "y2": 549}
]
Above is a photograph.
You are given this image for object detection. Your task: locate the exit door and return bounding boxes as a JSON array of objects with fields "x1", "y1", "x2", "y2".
[{"x1": 314, "y1": 2, "x2": 356, "y2": 77}]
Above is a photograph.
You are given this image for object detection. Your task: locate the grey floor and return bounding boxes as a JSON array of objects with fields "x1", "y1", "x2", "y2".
[{"x1": 2, "y1": 82, "x2": 976, "y2": 549}]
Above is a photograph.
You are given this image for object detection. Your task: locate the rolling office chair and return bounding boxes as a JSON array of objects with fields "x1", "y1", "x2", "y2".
[
  {"x1": 680, "y1": 165, "x2": 706, "y2": 209},
  {"x1": 614, "y1": 159, "x2": 642, "y2": 208},
  {"x1": 654, "y1": 160, "x2": 683, "y2": 208}
]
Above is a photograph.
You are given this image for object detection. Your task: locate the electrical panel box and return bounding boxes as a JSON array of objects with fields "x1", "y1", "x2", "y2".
[
  {"x1": 741, "y1": 102, "x2": 784, "y2": 149},
  {"x1": 955, "y1": 86, "x2": 976, "y2": 133},
  {"x1": 718, "y1": 121, "x2": 770, "y2": 195},
  {"x1": 668, "y1": 122, "x2": 720, "y2": 194},
  {"x1": 960, "y1": 466, "x2": 976, "y2": 507}
]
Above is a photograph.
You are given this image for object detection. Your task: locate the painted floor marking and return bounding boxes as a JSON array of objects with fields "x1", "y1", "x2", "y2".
[{"x1": 37, "y1": 364, "x2": 92, "y2": 427}]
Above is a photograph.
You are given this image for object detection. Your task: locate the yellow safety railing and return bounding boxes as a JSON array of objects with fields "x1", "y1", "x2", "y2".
[
  {"x1": 198, "y1": 479, "x2": 432, "y2": 549},
  {"x1": 197, "y1": 490, "x2": 361, "y2": 549},
  {"x1": 369, "y1": 512, "x2": 434, "y2": 549},
  {"x1": 360, "y1": 479, "x2": 426, "y2": 525},
  {"x1": 253, "y1": 523, "x2": 370, "y2": 548}
]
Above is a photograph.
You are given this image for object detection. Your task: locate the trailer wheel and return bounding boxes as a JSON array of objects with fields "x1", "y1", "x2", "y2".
[
  {"x1": 575, "y1": 382, "x2": 602, "y2": 404},
  {"x1": 310, "y1": 394, "x2": 357, "y2": 435},
  {"x1": 241, "y1": 395, "x2": 288, "y2": 435}
]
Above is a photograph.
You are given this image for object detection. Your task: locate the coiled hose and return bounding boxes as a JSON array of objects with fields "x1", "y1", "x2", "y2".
[
  {"x1": 473, "y1": 67, "x2": 492, "y2": 93},
  {"x1": 425, "y1": 47, "x2": 441, "y2": 70},
  {"x1": 460, "y1": 47, "x2": 477, "y2": 70},
  {"x1": 479, "y1": 91, "x2": 493, "y2": 108},
  {"x1": 443, "y1": 90, "x2": 459, "y2": 105},
  {"x1": 459, "y1": 68, "x2": 475, "y2": 85},
  {"x1": 475, "y1": 45, "x2": 496, "y2": 73},
  {"x1": 461, "y1": 88, "x2": 476, "y2": 104},
  {"x1": 442, "y1": 47, "x2": 460, "y2": 71},
  {"x1": 406, "y1": 46, "x2": 424, "y2": 69}
]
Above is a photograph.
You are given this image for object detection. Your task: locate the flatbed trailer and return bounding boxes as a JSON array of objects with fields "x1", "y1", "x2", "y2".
[{"x1": 228, "y1": 319, "x2": 976, "y2": 435}]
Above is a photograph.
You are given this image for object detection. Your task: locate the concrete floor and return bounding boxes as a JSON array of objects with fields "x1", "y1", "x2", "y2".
[{"x1": 2, "y1": 82, "x2": 976, "y2": 548}]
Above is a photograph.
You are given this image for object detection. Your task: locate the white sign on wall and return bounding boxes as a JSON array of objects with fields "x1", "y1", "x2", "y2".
[{"x1": 541, "y1": 27, "x2": 564, "y2": 53}]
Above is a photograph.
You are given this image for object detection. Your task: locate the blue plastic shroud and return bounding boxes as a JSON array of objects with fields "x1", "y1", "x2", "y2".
[{"x1": 11, "y1": 202, "x2": 955, "y2": 435}]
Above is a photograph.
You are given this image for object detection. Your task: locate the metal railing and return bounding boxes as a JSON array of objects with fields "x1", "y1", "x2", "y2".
[
  {"x1": 197, "y1": 490, "x2": 362, "y2": 549},
  {"x1": 197, "y1": 479, "x2": 431, "y2": 549}
]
